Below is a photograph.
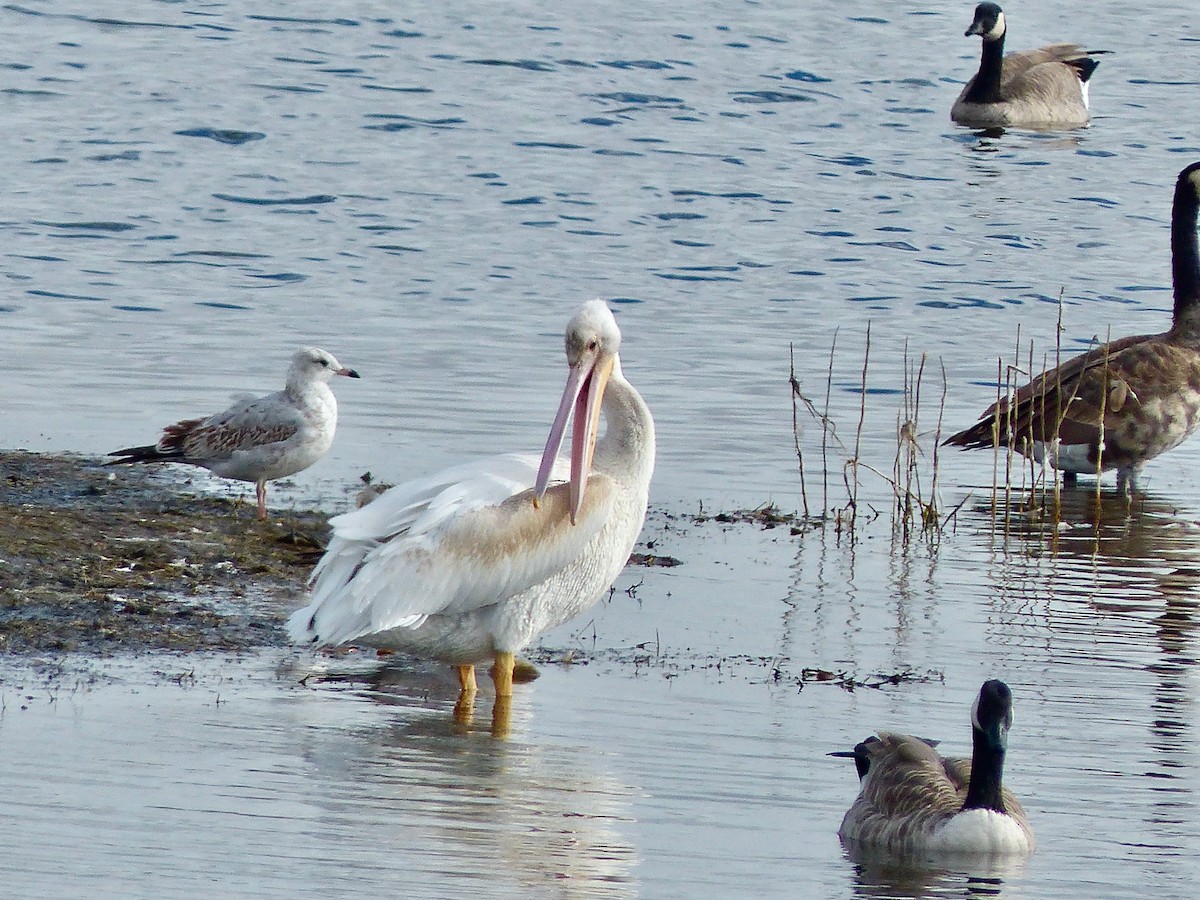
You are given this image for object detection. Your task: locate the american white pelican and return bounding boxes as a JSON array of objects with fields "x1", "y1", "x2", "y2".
[
  {"x1": 109, "y1": 346, "x2": 360, "y2": 520},
  {"x1": 288, "y1": 300, "x2": 655, "y2": 729},
  {"x1": 946, "y1": 161, "x2": 1200, "y2": 495},
  {"x1": 835, "y1": 680, "x2": 1035, "y2": 856}
]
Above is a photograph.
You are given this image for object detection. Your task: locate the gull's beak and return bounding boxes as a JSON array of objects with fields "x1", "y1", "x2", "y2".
[
  {"x1": 534, "y1": 353, "x2": 614, "y2": 524},
  {"x1": 337, "y1": 366, "x2": 361, "y2": 378}
]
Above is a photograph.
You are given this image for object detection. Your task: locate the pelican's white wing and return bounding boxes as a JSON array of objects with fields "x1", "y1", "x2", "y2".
[
  {"x1": 289, "y1": 452, "x2": 618, "y2": 646},
  {"x1": 330, "y1": 454, "x2": 545, "y2": 542}
]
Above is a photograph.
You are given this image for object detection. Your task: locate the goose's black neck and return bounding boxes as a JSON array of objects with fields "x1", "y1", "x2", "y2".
[
  {"x1": 961, "y1": 725, "x2": 1008, "y2": 813},
  {"x1": 962, "y1": 33, "x2": 1005, "y2": 104},
  {"x1": 1171, "y1": 174, "x2": 1200, "y2": 327}
]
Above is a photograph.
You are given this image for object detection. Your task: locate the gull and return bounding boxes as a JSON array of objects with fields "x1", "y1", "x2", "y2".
[{"x1": 109, "y1": 346, "x2": 359, "y2": 519}]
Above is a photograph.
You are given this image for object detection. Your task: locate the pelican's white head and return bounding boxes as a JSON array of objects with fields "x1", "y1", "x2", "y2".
[{"x1": 534, "y1": 300, "x2": 622, "y2": 524}]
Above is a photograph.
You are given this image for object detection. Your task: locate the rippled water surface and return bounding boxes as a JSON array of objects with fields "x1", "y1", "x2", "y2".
[{"x1": 4, "y1": 0, "x2": 1200, "y2": 896}]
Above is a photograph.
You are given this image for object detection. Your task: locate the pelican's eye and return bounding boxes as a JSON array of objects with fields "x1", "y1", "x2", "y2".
[{"x1": 587, "y1": 339, "x2": 599, "y2": 352}]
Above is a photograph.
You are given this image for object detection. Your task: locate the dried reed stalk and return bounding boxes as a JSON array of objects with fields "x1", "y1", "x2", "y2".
[
  {"x1": 822, "y1": 328, "x2": 838, "y2": 517},
  {"x1": 843, "y1": 321, "x2": 872, "y2": 535},
  {"x1": 788, "y1": 343, "x2": 810, "y2": 519}
]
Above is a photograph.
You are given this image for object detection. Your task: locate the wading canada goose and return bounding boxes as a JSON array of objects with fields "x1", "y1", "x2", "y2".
[
  {"x1": 944, "y1": 162, "x2": 1200, "y2": 495},
  {"x1": 289, "y1": 301, "x2": 655, "y2": 735},
  {"x1": 109, "y1": 346, "x2": 360, "y2": 520},
  {"x1": 835, "y1": 680, "x2": 1034, "y2": 855},
  {"x1": 951, "y1": 2, "x2": 1102, "y2": 128}
]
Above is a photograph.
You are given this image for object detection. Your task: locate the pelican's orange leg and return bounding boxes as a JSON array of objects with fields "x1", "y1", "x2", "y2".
[
  {"x1": 491, "y1": 651, "x2": 515, "y2": 697},
  {"x1": 490, "y1": 652, "x2": 516, "y2": 738},
  {"x1": 453, "y1": 664, "x2": 478, "y2": 725},
  {"x1": 457, "y1": 664, "x2": 478, "y2": 694}
]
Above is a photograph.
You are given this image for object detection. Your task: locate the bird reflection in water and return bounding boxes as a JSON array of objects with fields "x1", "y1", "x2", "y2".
[
  {"x1": 842, "y1": 840, "x2": 1029, "y2": 899},
  {"x1": 290, "y1": 661, "x2": 639, "y2": 894},
  {"x1": 977, "y1": 485, "x2": 1200, "y2": 825}
]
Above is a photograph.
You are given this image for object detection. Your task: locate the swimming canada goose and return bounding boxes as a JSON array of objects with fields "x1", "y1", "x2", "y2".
[
  {"x1": 945, "y1": 161, "x2": 1200, "y2": 495},
  {"x1": 835, "y1": 680, "x2": 1034, "y2": 855},
  {"x1": 951, "y1": 2, "x2": 1102, "y2": 128}
]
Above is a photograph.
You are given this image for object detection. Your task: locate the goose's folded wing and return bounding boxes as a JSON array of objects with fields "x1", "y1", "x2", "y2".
[
  {"x1": 1002, "y1": 43, "x2": 1092, "y2": 81},
  {"x1": 859, "y1": 732, "x2": 966, "y2": 816},
  {"x1": 1008, "y1": 336, "x2": 1190, "y2": 441},
  {"x1": 949, "y1": 333, "x2": 1155, "y2": 447}
]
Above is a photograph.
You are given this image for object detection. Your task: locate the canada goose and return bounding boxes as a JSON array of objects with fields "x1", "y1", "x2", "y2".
[
  {"x1": 835, "y1": 680, "x2": 1034, "y2": 855},
  {"x1": 951, "y1": 2, "x2": 1102, "y2": 128},
  {"x1": 109, "y1": 347, "x2": 360, "y2": 520},
  {"x1": 944, "y1": 162, "x2": 1200, "y2": 495}
]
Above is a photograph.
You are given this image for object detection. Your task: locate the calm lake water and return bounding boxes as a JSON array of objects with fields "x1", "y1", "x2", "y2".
[{"x1": 4, "y1": 0, "x2": 1200, "y2": 896}]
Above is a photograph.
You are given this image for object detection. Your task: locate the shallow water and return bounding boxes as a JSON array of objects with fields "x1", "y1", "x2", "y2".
[{"x1": 4, "y1": 0, "x2": 1200, "y2": 896}]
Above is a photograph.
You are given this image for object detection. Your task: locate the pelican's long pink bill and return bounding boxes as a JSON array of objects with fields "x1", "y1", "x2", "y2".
[
  {"x1": 569, "y1": 356, "x2": 612, "y2": 523},
  {"x1": 534, "y1": 360, "x2": 590, "y2": 505}
]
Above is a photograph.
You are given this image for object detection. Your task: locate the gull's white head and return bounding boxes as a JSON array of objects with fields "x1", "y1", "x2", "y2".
[
  {"x1": 290, "y1": 346, "x2": 361, "y2": 383},
  {"x1": 534, "y1": 300, "x2": 623, "y2": 523}
]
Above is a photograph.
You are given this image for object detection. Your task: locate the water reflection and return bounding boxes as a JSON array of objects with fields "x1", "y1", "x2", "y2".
[
  {"x1": 980, "y1": 485, "x2": 1200, "y2": 629},
  {"x1": 297, "y1": 658, "x2": 526, "y2": 737},
  {"x1": 974, "y1": 486, "x2": 1200, "y2": 862},
  {"x1": 955, "y1": 125, "x2": 1090, "y2": 148},
  {"x1": 290, "y1": 665, "x2": 639, "y2": 897},
  {"x1": 843, "y1": 841, "x2": 1029, "y2": 899},
  {"x1": 780, "y1": 516, "x2": 952, "y2": 683},
  {"x1": 983, "y1": 486, "x2": 1200, "y2": 637}
]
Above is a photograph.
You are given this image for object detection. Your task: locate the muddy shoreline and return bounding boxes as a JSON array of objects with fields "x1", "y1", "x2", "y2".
[{"x1": 0, "y1": 450, "x2": 330, "y2": 654}]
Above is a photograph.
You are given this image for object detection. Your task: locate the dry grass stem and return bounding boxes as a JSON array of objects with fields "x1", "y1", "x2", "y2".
[
  {"x1": 789, "y1": 325, "x2": 947, "y2": 546},
  {"x1": 822, "y1": 328, "x2": 839, "y2": 516},
  {"x1": 788, "y1": 343, "x2": 810, "y2": 519}
]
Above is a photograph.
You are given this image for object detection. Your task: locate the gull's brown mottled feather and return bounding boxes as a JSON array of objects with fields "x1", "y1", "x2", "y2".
[{"x1": 177, "y1": 416, "x2": 300, "y2": 460}]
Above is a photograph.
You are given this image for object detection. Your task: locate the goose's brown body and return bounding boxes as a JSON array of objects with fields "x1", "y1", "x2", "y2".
[
  {"x1": 945, "y1": 163, "x2": 1200, "y2": 493},
  {"x1": 837, "y1": 681, "x2": 1034, "y2": 856}
]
